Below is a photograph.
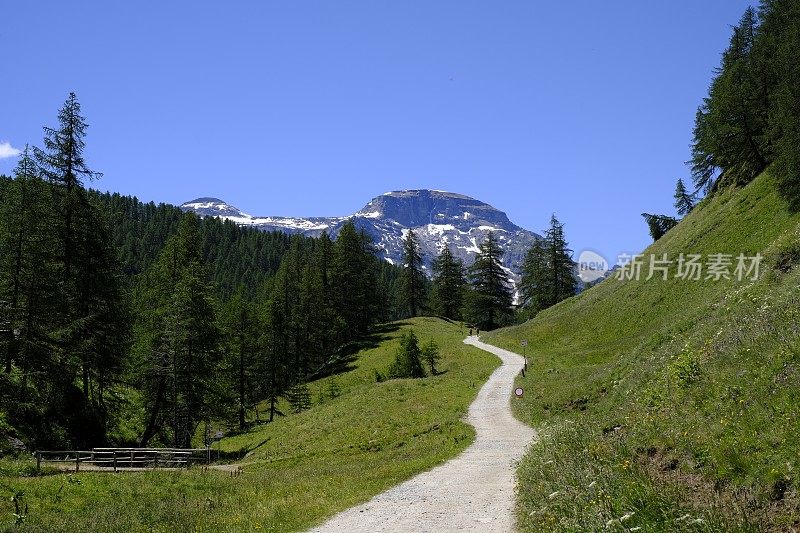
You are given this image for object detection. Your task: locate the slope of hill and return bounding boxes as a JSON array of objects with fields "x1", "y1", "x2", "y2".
[
  {"x1": 484, "y1": 171, "x2": 800, "y2": 531},
  {"x1": 181, "y1": 190, "x2": 541, "y2": 283},
  {"x1": 0, "y1": 318, "x2": 498, "y2": 532}
]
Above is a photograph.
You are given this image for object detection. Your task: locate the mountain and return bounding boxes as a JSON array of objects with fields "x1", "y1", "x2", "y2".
[{"x1": 181, "y1": 191, "x2": 541, "y2": 284}]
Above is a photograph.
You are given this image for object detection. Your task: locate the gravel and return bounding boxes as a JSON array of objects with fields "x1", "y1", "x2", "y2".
[{"x1": 308, "y1": 336, "x2": 536, "y2": 532}]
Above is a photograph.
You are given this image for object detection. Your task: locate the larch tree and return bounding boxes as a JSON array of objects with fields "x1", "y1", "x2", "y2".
[
  {"x1": 467, "y1": 232, "x2": 513, "y2": 330},
  {"x1": 430, "y1": 246, "x2": 465, "y2": 319},
  {"x1": 544, "y1": 215, "x2": 577, "y2": 305},
  {"x1": 674, "y1": 178, "x2": 697, "y2": 216},
  {"x1": 401, "y1": 229, "x2": 426, "y2": 317}
]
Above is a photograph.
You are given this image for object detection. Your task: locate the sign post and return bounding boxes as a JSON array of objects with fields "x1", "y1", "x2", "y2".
[{"x1": 520, "y1": 340, "x2": 528, "y2": 370}]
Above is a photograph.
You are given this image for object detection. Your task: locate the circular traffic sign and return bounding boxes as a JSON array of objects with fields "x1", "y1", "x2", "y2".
[{"x1": 514, "y1": 387, "x2": 524, "y2": 397}]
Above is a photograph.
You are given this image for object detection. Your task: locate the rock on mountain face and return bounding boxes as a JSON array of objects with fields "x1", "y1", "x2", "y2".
[{"x1": 181, "y1": 191, "x2": 541, "y2": 284}]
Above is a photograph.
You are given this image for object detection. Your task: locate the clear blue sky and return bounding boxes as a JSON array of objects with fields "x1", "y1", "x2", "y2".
[{"x1": 1, "y1": 1, "x2": 753, "y2": 263}]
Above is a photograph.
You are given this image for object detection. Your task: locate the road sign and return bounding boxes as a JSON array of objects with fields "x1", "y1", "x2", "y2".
[{"x1": 514, "y1": 387, "x2": 524, "y2": 397}]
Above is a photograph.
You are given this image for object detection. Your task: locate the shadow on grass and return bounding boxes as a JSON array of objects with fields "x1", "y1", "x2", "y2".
[{"x1": 306, "y1": 322, "x2": 409, "y2": 382}]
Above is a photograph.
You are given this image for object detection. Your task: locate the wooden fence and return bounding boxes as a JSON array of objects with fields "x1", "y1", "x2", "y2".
[{"x1": 34, "y1": 448, "x2": 212, "y2": 472}]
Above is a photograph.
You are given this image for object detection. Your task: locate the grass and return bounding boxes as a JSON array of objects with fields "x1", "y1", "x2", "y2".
[
  {"x1": 0, "y1": 317, "x2": 497, "y2": 532},
  {"x1": 484, "y1": 171, "x2": 800, "y2": 531}
]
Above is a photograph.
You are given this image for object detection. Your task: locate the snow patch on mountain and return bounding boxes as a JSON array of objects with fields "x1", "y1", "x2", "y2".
[{"x1": 180, "y1": 190, "x2": 541, "y2": 285}]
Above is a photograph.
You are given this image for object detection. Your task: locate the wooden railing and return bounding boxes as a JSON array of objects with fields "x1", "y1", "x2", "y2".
[{"x1": 34, "y1": 448, "x2": 212, "y2": 472}]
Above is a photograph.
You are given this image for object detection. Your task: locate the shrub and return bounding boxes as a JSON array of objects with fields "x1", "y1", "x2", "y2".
[
  {"x1": 669, "y1": 347, "x2": 701, "y2": 387},
  {"x1": 421, "y1": 340, "x2": 441, "y2": 375}
]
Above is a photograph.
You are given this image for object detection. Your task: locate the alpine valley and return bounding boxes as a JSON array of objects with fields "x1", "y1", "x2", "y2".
[{"x1": 181, "y1": 190, "x2": 541, "y2": 283}]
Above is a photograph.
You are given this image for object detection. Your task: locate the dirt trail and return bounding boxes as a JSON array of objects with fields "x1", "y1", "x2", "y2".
[{"x1": 308, "y1": 336, "x2": 536, "y2": 532}]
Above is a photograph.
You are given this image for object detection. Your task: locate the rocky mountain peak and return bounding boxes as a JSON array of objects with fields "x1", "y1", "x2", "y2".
[{"x1": 181, "y1": 190, "x2": 540, "y2": 286}]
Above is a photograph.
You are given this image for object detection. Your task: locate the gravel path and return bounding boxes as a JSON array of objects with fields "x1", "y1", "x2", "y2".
[{"x1": 308, "y1": 336, "x2": 536, "y2": 533}]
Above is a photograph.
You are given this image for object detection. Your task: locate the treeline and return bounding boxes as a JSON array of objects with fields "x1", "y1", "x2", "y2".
[
  {"x1": 0, "y1": 93, "x2": 405, "y2": 450},
  {"x1": 691, "y1": 0, "x2": 800, "y2": 206},
  {"x1": 93, "y1": 190, "x2": 296, "y2": 299},
  {"x1": 641, "y1": 1, "x2": 799, "y2": 241},
  {"x1": 400, "y1": 214, "x2": 577, "y2": 329}
]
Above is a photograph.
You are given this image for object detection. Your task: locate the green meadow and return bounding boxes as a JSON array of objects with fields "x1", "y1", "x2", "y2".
[
  {"x1": 485, "y1": 171, "x2": 800, "y2": 531},
  {"x1": 0, "y1": 317, "x2": 497, "y2": 532}
]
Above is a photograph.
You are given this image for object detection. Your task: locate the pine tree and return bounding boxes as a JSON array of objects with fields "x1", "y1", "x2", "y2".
[
  {"x1": 641, "y1": 213, "x2": 679, "y2": 241},
  {"x1": 401, "y1": 230, "x2": 426, "y2": 317},
  {"x1": 135, "y1": 213, "x2": 220, "y2": 447},
  {"x1": 690, "y1": 8, "x2": 771, "y2": 193},
  {"x1": 520, "y1": 216, "x2": 576, "y2": 315},
  {"x1": 24, "y1": 93, "x2": 129, "y2": 443},
  {"x1": 286, "y1": 383, "x2": 311, "y2": 413},
  {"x1": 221, "y1": 287, "x2": 258, "y2": 430},
  {"x1": 431, "y1": 246, "x2": 466, "y2": 319},
  {"x1": 0, "y1": 152, "x2": 59, "y2": 384},
  {"x1": 388, "y1": 330, "x2": 425, "y2": 379},
  {"x1": 673, "y1": 178, "x2": 696, "y2": 216},
  {"x1": 166, "y1": 261, "x2": 220, "y2": 447},
  {"x1": 467, "y1": 232, "x2": 513, "y2": 330},
  {"x1": 34, "y1": 93, "x2": 102, "y2": 282},
  {"x1": 760, "y1": 0, "x2": 800, "y2": 211},
  {"x1": 519, "y1": 238, "x2": 548, "y2": 314},
  {"x1": 544, "y1": 215, "x2": 577, "y2": 305},
  {"x1": 331, "y1": 220, "x2": 378, "y2": 339},
  {"x1": 421, "y1": 339, "x2": 440, "y2": 375}
]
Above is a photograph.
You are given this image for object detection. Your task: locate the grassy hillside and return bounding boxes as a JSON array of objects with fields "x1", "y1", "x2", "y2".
[
  {"x1": 485, "y1": 171, "x2": 800, "y2": 531},
  {"x1": 0, "y1": 317, "x2": 497, "y2": 532}
]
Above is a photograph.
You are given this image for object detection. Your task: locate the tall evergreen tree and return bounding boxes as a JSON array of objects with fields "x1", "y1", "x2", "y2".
[
  {"x1": 673, "y1": 178, "x2": 696, "y2": 216},
  {"x1": 467, "y1": 232, "x2": 513, "y2": 330},
  {"x1": 135, "y1": 213, "x2": 219, "y2": 447},
  {"x1": 34, "y1": 93, "x2": 102, "y2": 282},
  {"x1": 1, "y1": 150, "x2": 52, "y2": 375},
  {"x1": 221, "y1": 287, "x2": 258, "y2": 430},
  {"x1": 14, "y1": 93, "x2": 130, "y2": 444},
  {"x1": 690, "y1": 7, "x2": 771, "y2": 193},
  {"x1": 401, "y1": 230, "x2": 426, "y2": 317},
  {"x1": 760, "y1": 0, "x2": 800, "y2": 210},
  {"x1": 519, "y1": 216, "x2": 576, "y2": 315},
  {"x1": 519, "y1": 238, "x2": 548, "y2": 314},
  {"x1": 430, "y1": 246, "x2": 465, "y2": 319},
  {"x1": 544, "y1": 215, "x2": 577, "y2": 305},
  {"x1": 331, "y1": 220, "x2": 377, "y2": 340}
]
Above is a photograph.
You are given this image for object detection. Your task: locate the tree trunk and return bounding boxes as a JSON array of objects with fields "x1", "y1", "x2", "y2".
[{"x1": 140, "y1": 378, "x2": 165, "y2": 447}]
